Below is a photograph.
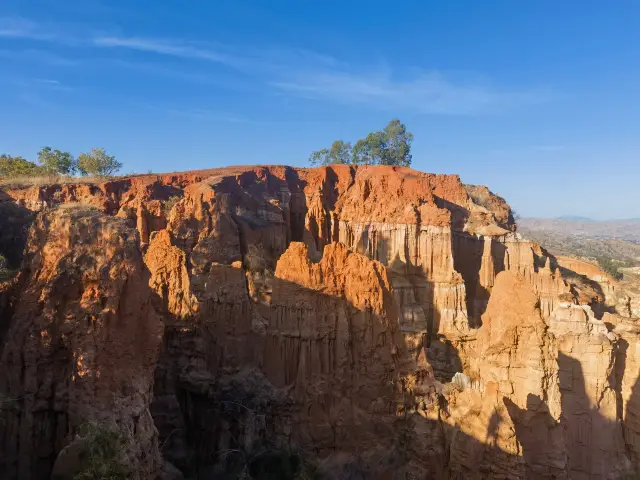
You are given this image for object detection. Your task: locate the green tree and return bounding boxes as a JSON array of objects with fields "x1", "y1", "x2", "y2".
[
  {"x1": 37, "y1": 147, "x2": 75, "y2": 176},
  {"x1": 309, "y1": 140, "x2": 352, "y2": 166},
  {"x1": 379, "y1": 119, "x2": 413, "y2": 166},
  {"x1": 308, "y1": 119, "x2": 413, "y2": 167},
  {"x1": 352, "y1": 131, "x2": 385, "y2": 165},
  {"x1": 77, "y1": 148, "x2": 123, "y2": 177},
  {"x1": 0, "y1": 155, "x2": 40, "y2": 177}
]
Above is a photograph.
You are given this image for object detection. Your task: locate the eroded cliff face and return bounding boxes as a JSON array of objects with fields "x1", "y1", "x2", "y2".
[
  {"x1": 1, "y1": 165, "x2": 639, "y2": 479},
  {"x1": 0, "y1": 206, "x2": 163, "y2": 478}
]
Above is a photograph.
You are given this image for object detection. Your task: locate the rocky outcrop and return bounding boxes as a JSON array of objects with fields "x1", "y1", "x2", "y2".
[
  {"x1": 1, "y1": 165, "x2": 639, "y2": 479},
  {"x1": 0, "y1": 206, "x2": 164, "y2": 479}
]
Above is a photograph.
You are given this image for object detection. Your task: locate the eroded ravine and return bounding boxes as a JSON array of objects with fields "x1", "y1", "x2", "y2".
[{"x1": 1, "y1": 165, "x2": 639, "y2": 479}]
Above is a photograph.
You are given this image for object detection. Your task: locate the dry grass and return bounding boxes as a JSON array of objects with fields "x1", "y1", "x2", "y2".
[
  {"x1": 57, "y1": 202, "x2": 100, "y2": 211},
  {"x1": 0, "y1": 171, "x2": 159, "y2": 188},
  {"x1": 0, "y1": 174, "x2": 116, "y2": 188}
]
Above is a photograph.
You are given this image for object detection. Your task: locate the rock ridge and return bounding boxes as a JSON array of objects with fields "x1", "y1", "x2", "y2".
[{"x1": 0, "y1": 164, "x2": 638, "y2": 479}]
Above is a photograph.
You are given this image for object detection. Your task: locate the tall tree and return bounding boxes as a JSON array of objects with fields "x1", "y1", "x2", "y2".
[
  {"x1": 309, "y1": 140, "x2": 352, "y2": 166},
  {"x1": 0, "y1": 155, "x2": 40, "y2": 177},
  {"x1": 77, "y1": 148, "x2": 122, "y2": 177},
  {"x1": 352, "y1": 131, "x2": 385, "y2": 165},
  {"x1": 37, "y1": 147, "x2": 75, "y2": 176},
  {"x1": 308, "y1": 119, "x2": 413, "y2": 167},
  {"x1": 379, "y1": 119, "x2": 413, "y2": 166}
]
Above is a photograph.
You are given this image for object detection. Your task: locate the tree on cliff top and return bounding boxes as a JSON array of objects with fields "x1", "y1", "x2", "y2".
[
  {"x1": 77, "y1": 148, "x2": 122, "y2": 177},
  {"x1": 309, "y1": 140, "x2": 352, "y2": 165},
  {"x1": 308, "y1": 119, "x2": 413, "y2": 167},
  {"x1": 0, "y1": 154, "x2": 40, "y2": 178},
  {"x1": 38, "y1": 147, "x2": 75, "y2": 177}
]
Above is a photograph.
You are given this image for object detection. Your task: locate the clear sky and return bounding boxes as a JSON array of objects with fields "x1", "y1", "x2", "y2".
[{"x1": 1, "y1": 1, "x2": 638, "y2": 219}]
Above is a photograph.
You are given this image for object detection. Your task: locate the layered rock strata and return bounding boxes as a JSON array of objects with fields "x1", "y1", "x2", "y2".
[{"x1": 0, "y1": 165, "x2": 638, "y2": 479}]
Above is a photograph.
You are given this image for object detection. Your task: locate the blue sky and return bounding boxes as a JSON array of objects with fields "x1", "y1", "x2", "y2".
[{"x1": 0, "y1": 1, "x2": 638, "y2": 219}]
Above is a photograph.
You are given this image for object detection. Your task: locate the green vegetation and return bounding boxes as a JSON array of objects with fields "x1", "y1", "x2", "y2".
[
  {"x1": 596, "y1": 257, "x2": 632, "y2": 280},
  {"x1": 38, "y1": 147, "x2": 76, "y2": 177},
  {"x1": 309, "y1": 140, "x2": 353, "y2": 166},
  {"x1": 309, "y1": 119, "x2": 413, "y2": 166},
  {"x1": 73, "y1": 423, "x2": 131, "y2": 480},
  {"x1": 0, "y1": 254, "x2": 14, "y2": 282},
  {"x1": 161, "y1": 195, "x2": 181, "y2": 213},
  {"x1": 77, "y1": 148, "x2": 123, "y2": 177},
  {"x1": 0, "y1": 147, "x2": 122, "y2": 184},
  {"x1": 0, "y1": 154, "x2": 41, "y2": 178}
]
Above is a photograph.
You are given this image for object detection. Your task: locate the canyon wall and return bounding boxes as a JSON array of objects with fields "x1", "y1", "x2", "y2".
[{"x1": 0, "y1": 165, "x2": 638, "y2": 479}]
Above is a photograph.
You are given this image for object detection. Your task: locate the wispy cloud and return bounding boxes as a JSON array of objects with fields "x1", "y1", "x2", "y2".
[
  {"x1": 0, "y1": 48, "x2": 78, "y2": 66},
  {"x1": 133, "y1": 102, "x2": 250, "y2": 123},
  {"x1": 91, "y1": 35, "x2": 337, "y2": 75},
  {"x1": 36, "y1": 79, "x2": 60, "y2": 85},
  {"x1": 93, "y1": 36, "x2": 231, "y2": 64},
  {"x1": 0, "y1": 17, "x2": 56, "y2": 41},
  {"x1": 3, "y1": 16, "x2": 550, "y2": 116},
  {"x1": 0, "y1": 75, "x2": 74, "y2": 108},
  {"x1": 272, "y1": 71, "x2": 546, "y2": 115},
  {"x1": 92, "y1": 35, "x2": 546, "y2": 115},
  {"x1": 33, "y1": 78, "x2": 74, "y2": 92}
]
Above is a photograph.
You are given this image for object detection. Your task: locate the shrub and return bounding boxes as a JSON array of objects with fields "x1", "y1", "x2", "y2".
[
  {"x1": 77, "y1": 148, "x2": 122, "y2": 177},
  {"x1": 38, "y1": 147, "x2": 76, "y2": 177},
  {"x1": 0, "y1": 254, "x2": 14, "y2": 282},
  {"x1": 0, "y1": 154, "x2": 41, "y2": 178},
  {"x1": 73, "y1": 423, "x2": 131, "y2": 480},
  {"x1": 597, "y1": 257, "x2": 624, "y2": 280},
  {"x1": 161, "y1": 195, "x2": 181, "y2": 213}
]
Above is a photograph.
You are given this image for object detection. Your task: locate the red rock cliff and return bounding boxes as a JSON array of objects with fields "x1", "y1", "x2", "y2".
[{"x1": 0, "y1": 165, "x2": 638, "y2": 479}]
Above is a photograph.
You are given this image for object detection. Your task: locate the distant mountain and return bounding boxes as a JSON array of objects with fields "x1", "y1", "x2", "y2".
[
  {"x1": 520, "y1": 217, "x2": 640, "y2": 243},
  {"x1": 557, "y1": 215, "x2": 594, "y2": 222},
  {"x1": 518, "y1": 217, "x2": 640, "y2": 264}
]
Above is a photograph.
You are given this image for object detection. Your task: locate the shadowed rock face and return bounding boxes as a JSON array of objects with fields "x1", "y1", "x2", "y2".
[
  {"x1": 0, "y1": 165, "x2": 638, "y2": 479},
  {"x1": 0, "y1": 206, "x2": 163, "y2": 479}
]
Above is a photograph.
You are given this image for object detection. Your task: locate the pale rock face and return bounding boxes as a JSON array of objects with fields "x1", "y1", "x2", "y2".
[
  {"x1": 456, "y1": 271, "x2": 632, "y2": 479},
  {"x1": 613, "y1": 316, "x2": 640, "y2": 472},
  {"x1": 1, "y1": 165, "x2": 639, "y2": 479}
]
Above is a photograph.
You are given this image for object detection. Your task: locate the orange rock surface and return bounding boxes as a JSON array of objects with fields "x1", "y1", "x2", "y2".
[{"x1": 0, "y1": 165, "x2": 638, "y2": 479}]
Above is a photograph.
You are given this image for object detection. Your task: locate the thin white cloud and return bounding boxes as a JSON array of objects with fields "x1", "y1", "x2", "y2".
[
  {"x1": 0, "y1": 17, "x2": 56, "y2": 41},
  {"x1": 91, "y1": 35, "x2": 336, "y2": 75},
  {"x1": 36, "y1": 79, "x2": 60, "y2": 85},
  {"x1": 272, "y1": 71, "x2": 546, "y2": 115},
  {"x1": 3, "y1": 16, "x2": 550, "y2": 116},
  {"x1": 133, "y1": 102, "x2": 250, "y2": 123},
  {"x1": 532, "y1": 145, "x2": 564, "y2": 152},
  {"x1": 93, "y1": 36, "x2": 231, "y2": 64},
  {"x1": 91, "y1": 35, "x2": 546, "y2": 115},
  {"x1": 0, "y1": 48, "x2": 78, "y2": 66}
]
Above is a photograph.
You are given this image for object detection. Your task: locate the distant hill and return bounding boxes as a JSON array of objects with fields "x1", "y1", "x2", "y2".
[
  {"x1": 520, "y1": 217, "x2": 640, "y2": 243},
  {"x1": 518, "y1": 217, "x2": 640, "y2": 265},
  {"x1": 556, "y1": 215, "x2": 594, "y2": 222}
]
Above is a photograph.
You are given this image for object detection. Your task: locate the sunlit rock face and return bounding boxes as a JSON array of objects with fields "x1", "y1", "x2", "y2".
[{"x1": 1, "y1": 165, "x2": 638, "y2": 479}]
